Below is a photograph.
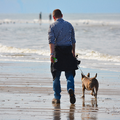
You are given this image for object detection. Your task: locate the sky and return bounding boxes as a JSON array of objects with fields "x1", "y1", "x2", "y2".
[{"x1": 0, "y1": 0, "x2": 120, "y2": 14}]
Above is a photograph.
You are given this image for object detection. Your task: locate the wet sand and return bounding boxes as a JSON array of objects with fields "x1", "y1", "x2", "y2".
[{"x1": 0, "y1": 61, "x2": 120, "y2": 120}]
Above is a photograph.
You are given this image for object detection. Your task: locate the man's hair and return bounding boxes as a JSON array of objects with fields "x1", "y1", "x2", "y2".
[{"x1": 53, "y1": 9, "x2": 62, "y2": 18}]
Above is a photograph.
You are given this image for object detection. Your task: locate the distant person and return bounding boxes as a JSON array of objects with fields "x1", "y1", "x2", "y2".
[
  {"x1": 48, "y1": 9, "x2": 79, "y2": 104},
  {"x1": 49, "y1": 13, "x2": 52, "y2": 20},
  {"x1": 39, "y1": 12, "x2": 42, "y2": 20}
]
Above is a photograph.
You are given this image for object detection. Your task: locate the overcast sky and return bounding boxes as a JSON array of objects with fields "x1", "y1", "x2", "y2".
[{"x1": 0, "y1": 0, "x2": 120, "y2": 14}]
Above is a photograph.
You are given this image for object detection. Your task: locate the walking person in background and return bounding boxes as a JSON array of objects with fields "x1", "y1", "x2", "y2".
[
  {"x1": 49, "y1": 13, "x2": 52, "y2": 21},
  {"x1": 48, "y1": 9, "x2": 79, "y2": 104},
  {"x1": 39, "y1": 12, "x2": 42, "y2": 20}
]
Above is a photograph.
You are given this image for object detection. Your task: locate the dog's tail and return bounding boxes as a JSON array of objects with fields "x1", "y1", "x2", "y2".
[{"x1": 94, "y1": 73, "x2": 97, "y2": 79}]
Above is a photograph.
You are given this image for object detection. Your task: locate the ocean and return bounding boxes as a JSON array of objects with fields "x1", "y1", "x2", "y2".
[{"x1": 0, "y1": 13, "x2": 120, "y2": 72}]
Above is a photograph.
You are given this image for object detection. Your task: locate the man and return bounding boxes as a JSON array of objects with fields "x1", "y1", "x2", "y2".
[{"x1": 48, "y1": 9, "x2": 78, "y2": 104}]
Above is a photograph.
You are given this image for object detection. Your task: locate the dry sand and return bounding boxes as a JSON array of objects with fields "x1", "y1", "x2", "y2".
[{"x1": 0, "y1": 61, "x2": 120, "y2": 120}]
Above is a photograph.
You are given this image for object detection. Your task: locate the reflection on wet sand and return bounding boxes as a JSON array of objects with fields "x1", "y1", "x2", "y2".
[
  {"x1": 53, "y1": 104, "x2": 61, "y2": 120},
  {"x1": 81, "y1": 98, "x2": 98, "y2": 120},
  {"x1": 67, "y1": 104, "x2": 75, "y2": 120},
  {"x1": 53, "y1": 104, "x2": 76, "y2": 120},
  {"x1": 52, "y1": 98, "x2": 98, "y2": 120}
]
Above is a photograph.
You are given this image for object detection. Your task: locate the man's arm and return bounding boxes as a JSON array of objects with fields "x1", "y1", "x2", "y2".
[
  {"x1": 48, "y1": 24, "x2": 55, "y2": 63},
  {"x1": 71, "y1": 25, "x2": 76, "y2": 57},
  {"x1": 49, "y1": 43, "x2": 55, "y2": 63}
]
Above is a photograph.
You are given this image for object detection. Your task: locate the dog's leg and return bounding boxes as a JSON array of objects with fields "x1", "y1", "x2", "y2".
[
  {"x1": 82, "y1": 84, "x2": 85, "y2": 98},
  {"x1": 95, "y1": 81, "x2": 99, "y2": 99},
  {"x1": 82, "y1": 97, "x2": 85, "y2": 107},
  {"x1": 91, "y1": 88, "x2": 95, "y2": 96},
  {"x1": 95, "y1": 98, "x2": 98, "y2": 107},
  {"x1": 95, "y1": 90, "x2": 97, "y2": 99},
  {"x1": 94, "y1": 85, "x2": 98, "y2": 99}
]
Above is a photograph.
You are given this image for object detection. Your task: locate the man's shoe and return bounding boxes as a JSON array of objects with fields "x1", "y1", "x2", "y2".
[
  {"x1": 68, "y1": 89, "x2": 76, "y2": 104},
  {"x1": 52, "y1": 98, "x2": 60, "y2": 104}
]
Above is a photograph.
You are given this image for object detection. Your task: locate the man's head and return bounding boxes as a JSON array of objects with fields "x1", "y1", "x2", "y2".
[{"x1": 53, "y1": 9, "x2": 63, "y2": 21}]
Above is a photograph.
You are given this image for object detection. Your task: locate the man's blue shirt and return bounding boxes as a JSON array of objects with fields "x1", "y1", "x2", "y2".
[{"x1": 48, "y1": 18, "x2": 76, "y2": 46}]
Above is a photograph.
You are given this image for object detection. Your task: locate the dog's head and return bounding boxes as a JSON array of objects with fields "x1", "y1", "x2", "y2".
[
  {"x1": 81, "y1": 73, "x2": 97, "y2": 80},
  {"x1": 81, "y1": 73, "x2": 90, "y2": 79}
]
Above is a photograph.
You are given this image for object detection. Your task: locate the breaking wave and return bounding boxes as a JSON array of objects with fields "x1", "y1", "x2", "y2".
[
  {"x1": 0, "y1": 44, "x2": 49, "y2": 56},
  {"x1": 76, "y1": 49, "x2": 120, "y2": 62},
  {"x1": 0, "y1": 44, "x2": 120, "y2": 63}
]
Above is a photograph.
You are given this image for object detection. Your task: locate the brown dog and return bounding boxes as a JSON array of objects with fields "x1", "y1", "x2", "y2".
[{"x1": 81, "y1": 73, "x2": 99, "y2": 98}]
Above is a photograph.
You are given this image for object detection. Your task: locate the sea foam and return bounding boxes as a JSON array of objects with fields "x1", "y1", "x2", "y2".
[{"x1": 0, "y1": 44, "x2": 120, "y2": 63}]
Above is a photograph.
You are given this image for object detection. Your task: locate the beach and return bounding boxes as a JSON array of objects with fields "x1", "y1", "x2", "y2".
[
  {"x1": 0, "y1": 13, "x2": 120, "y2": 119},
  {"x1": 0, "y1": 61, "x2": 120, "y2": 120}
]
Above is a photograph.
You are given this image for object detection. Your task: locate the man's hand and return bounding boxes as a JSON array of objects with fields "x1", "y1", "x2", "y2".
[
  {"x1": 50, "y1": 55, "x2": 54, "y2": 63},
  {"x1": 72, "y1": 52, "x2": 75, "y2": 57},
  {"x1": 72, "y1": 43, "x2": 75, "y2": 57}
]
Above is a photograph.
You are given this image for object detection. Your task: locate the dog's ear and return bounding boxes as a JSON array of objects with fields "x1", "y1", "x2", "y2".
[
  {"x1": 87, "y1": 73, "x2": 90, "y2": 77},
  {"x1": 81, "y1": 73, "x2": 85, "y2": 78},
  {"x1": 94, "y1": 73, "x2": 97, "y2": 78}
]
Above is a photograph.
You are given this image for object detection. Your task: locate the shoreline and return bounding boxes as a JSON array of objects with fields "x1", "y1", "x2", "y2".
[{"x1": 0, "y1": 61, "x2": 120, "y2": 119}]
